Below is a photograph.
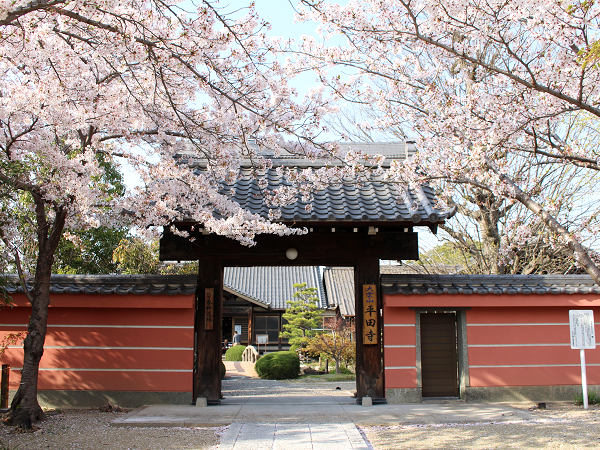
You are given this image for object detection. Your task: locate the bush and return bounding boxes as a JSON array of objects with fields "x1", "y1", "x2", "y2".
[
  {"x1": 221, "y1": 361, "x2": 226, "y2": 379},
  {"x1": 255, "y1": 351, "x2": 300, "y2": 380},
  {"x1": 225, "y1": 345, "x2": 246, "y2": 361}
]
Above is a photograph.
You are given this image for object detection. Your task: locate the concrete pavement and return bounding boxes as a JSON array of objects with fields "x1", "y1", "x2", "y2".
[
  {"x1": 111, "y1": 395, "x2": 536, "y2": 449},
  {"x1": 218, "y1": 423, "x2": 368, "y2": 450},
  {"x1": 111, "y1": 395, "x2": 536, "y2": 428},
  {"x1": 112, "y1": 365, "x2": 536, "y2": 448}
]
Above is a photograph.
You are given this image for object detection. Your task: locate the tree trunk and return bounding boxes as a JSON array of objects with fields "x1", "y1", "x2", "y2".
[
  {"x1": 473, "y1": 190, "x2": 503, "y2": 274},
  {"x1": 6, "y1": 256, "x2": 53, "y2": 427},
  {"x1": 5, "y1": 196, "x2": 67, "y2": 428}
]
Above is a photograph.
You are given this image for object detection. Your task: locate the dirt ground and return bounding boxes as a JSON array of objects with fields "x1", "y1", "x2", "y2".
[
  {"x1": 360, "y1": 403, "x2": 600, "y2": 449},
  {"x1": 1, "y1": 403, "x2": 600, "y2": 449},
  {"x1": 0, "y1": 409, "x2": 222, "y2": 450}
]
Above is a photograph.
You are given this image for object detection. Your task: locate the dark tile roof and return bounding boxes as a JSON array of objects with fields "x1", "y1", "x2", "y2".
[
  {"x1": 223, "y1": 266, "x2": 327, "y2": 310},
  {"x1": 381, "y1": 274, "x2": 600, "y2": 295},
  {"x1": 183, "y1": 141, "x2": 416, "y2": 168},
  {"x1": 323, "y1": 267, "x2": 355, "y2": 316},
  {"x1": 2, "y1": 275, "x2": 198, "y2": 296},
  {"x1": 178, "y1": 142, "x2": 454, "y2": 225},
  {"x1": 380, "y1": 264, "x2": 465, "y2": 275},
  {"x1": 221, "y1": 170, "x2": 447, "y2": 224}
]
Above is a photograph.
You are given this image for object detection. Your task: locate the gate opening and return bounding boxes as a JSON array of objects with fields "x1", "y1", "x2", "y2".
[{"x1": 420, "y1": 312, "x2": 459, "y2": 397}]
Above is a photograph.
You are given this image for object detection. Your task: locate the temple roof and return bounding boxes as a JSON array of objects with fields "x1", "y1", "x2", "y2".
[
  {"x1": 381, "y1": 274, "x2": 600, "y2": 295},
  {"x1": 222, "y1": 169, "x2": 445, "y2": 224},
  {"x1": 223, "y1": 266, "x2": 327, "y2": 310},
  {"x1": 177, "y1": 142, "x2": 455, "y2": 226},
  {"x1": 323, "y1": 267, "x2": 355, "y2": 316}
]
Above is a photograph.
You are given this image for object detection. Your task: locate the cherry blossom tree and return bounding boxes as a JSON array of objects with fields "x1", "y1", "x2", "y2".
[
  {"x1": 295, "y1": 0, "x2": 600, "y2": 281},
  {"x1": 0, "y1": 0, "x2": 370, "y2": 427},
  {"x1": 327, "y1": 104, "x2": 600, "y2": 274}
]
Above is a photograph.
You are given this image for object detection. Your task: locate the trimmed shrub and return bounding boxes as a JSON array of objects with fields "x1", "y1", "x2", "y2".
[
  {"x1": 225, "y1": 345, "x2": 246, "y2": 361},
  {"x1": 221, "y1": 361, "x2": 226, "y2": 379},
  {"x1": 255, "y1": 351, "x2": 300, "y2": 380}
]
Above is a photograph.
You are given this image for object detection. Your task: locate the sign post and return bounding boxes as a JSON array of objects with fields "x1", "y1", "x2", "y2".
[
  {"x1": 256, "y1": 334, "x2": 269, "y2": 355},
  {"x1": 569, "y1": 310, "x2": 596, "y2": 409},
  {"x1": 362, "y1": 284, "x2": 378, "y2": 345}
]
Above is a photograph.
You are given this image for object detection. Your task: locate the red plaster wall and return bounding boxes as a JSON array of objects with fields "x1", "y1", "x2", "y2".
[
  {"x1": 467, "y1": 306, "x2": 600, "y2": 387},
  {"x1": 383, "y1": 295, "x2": 600, "y2": 391},
  {"x1": 0, "y1": 294, "x2": 195, "y2": 392},
  {"x1": 383, "y1": 307, "x2": 417, "y2": 389}
]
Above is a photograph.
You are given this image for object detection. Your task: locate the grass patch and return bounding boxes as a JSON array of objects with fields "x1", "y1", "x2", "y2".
[{"x1": 575, "y1": 390, "x2": 600, "y2": 405}]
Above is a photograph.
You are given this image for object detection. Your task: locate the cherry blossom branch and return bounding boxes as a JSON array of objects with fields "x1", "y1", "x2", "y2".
[
  {"x1": 0, "y1": 229, "x2": 33, "y2": 303},
  {"x1": 0, "y1": 0, "x2": 65, "y2": 26},
  {"x1": 483, "y1": 156, "x2": 600, "y2": 283}
]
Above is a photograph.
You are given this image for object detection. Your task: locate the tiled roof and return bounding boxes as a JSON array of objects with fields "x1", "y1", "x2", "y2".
[
  {"x1": 183, "y1": 141, "x2": 416, "y2": 168},
  {"x1": 179, "y1": 142, "x2": 453, "y2": 225},
  {"x1": 380, "y1": 264, "x2": 465, "y2": 275},
  {"x1": 381, "y1": 274, "x2": 600, "y2": 295},
  {"x1": 323, "y1": 267, "x2": 355, "y2": 317},
  {"x1": 222, "y1": 170, "x2": 446, "y2": 223},
  {"x1": 223, "y1": 266, "x2": 327, "y2": 310},
  {"x1": 2, "y1": 275, "x2": 198, "y2": 296}
]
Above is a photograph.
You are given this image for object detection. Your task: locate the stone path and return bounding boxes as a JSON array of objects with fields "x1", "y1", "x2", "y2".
[
  {"x1": 218, "y1": 423, "x2": 369, "y2": 450},
  {"x1": 111, "y1": 370, "x2": 536, "y2": 449},
  {"x1": 224, "y1": 360, "x2": 259, "y2": 378}
]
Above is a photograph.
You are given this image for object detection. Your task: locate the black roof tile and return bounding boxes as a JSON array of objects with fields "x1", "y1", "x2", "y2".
[
  {"x1": 381, "y1": 274, "x2": 600, "y2": 295},
  {"x1": 2, "y1": 275, "x2": 197, "y2": 296}
]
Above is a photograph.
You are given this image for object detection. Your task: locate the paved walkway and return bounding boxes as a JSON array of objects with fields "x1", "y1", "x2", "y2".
[
  {"x1": 112, "y1": 395, "x2": 536, "y2": 449},
  {"x1": 224, "y1": 360, "x2": 259, "y2": 378},
  {"x1": 219, "y1": 423, "x2": 368, "y2": 450},
  {"x1": 111, "y1": 371, "x2": 536, "y2": 449}
]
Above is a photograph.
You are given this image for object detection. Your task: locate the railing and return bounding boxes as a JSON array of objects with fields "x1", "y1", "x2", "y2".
[{"x1": 242, "y1": 345, "x2": 260, "y2": 363}]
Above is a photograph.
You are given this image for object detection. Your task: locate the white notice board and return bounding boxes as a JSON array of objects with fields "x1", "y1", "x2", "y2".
[
  {"x1": 570, "y1": 310, "x2": 596, "y2": 349},
  {"x1": 256, "y1": 334, "x2": 269, "y2": 345}
]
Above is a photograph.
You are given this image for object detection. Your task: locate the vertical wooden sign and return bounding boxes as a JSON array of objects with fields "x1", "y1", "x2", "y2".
[
  {"x1": 363, "y1": 284, "x2": 378, "y2": 345},
  {"x1": 205, "y1": 288, "x2": 214, "y2": 330}
]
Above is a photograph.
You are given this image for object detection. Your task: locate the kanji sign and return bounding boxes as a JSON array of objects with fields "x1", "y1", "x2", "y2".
[
  {"x1": 569, "y1": 310, "x2": 597, "y2": 409},
  {"x1": 205, "y1": 288, "x2": 214, "y2": 330},
  {"x1": 570, "y1": 310, "x2": 596, "y2": 349},
  {"x1": 363, "y1": 284, "x2": 378, "y2": 345}
]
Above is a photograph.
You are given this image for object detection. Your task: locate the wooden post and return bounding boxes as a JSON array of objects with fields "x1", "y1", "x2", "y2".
[
  {"x1": 1, "y1": 364, "x2": 9, "y2": 408},
  {"x1": 355, "y1": 257, "x2": 384, "y2": 403},
  {"x1": 194, "y1": 257, "x2": 223, "y2": 404}
]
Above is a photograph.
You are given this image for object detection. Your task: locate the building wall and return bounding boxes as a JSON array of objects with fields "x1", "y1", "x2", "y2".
[
  {"x1": 0, "y1": 292, "x2": 195, "y2": 408},
  {"x1": 383, "y1": 294, "x2": 600, "y2": 403}
]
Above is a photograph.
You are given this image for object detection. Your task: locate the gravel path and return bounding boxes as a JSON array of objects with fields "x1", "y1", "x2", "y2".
[
  {"x1": 360, "y1": 404, "x2": 600, "y2": 449},
  {"x1": 0, "y1": 409, "x2": 223, "y2": 450},
  {"x1": 222, "y1": 377, "x2": 356, "y2": 398}
]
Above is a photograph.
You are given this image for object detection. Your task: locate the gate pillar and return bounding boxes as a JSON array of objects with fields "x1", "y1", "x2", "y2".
[
  {"x1": 194, "y1": 257, "x2": 223, "y2": 404},
  {"x1": 355, "y1": 257, "x2": 384, "y2": 403}
]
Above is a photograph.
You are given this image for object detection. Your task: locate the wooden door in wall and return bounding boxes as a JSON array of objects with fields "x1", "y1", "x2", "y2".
[{"x1": 420, "y1": 313, "x2": 459, "y2": 397}]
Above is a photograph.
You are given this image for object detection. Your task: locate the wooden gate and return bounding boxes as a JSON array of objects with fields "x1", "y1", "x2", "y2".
[{"x1": 420, "y1": 313, "x2": 459, "y2": 397}]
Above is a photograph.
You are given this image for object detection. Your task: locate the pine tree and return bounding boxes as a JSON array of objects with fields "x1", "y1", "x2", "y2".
[{"x1": 281, "y1": 283, "x2": 323, "y2": 353}]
